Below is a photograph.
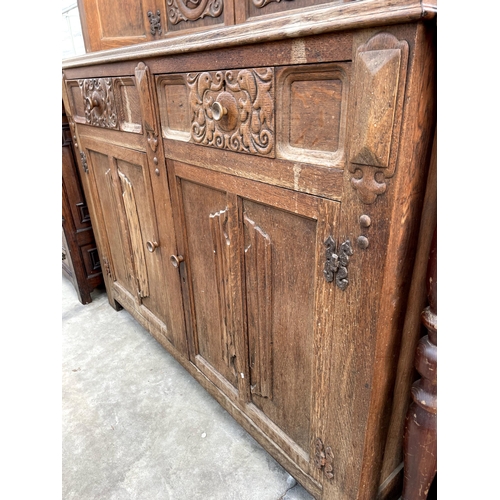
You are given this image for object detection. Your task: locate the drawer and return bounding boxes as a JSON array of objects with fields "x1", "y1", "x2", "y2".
[
  {"x1": 156, "y1": 62, "x2": 350, "y2": 167},
  {"x1": 65, "y1": 77, "x2": 143, "y2": 134}
]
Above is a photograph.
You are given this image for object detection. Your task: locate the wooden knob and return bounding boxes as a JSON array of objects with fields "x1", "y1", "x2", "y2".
[
  {"x1": 170, "y1": 255, "x2": 184, "y2": 268},
  {"x1": 146, "y1": 241, "x2": 159, "y2": 252},
  {"x1": 211, "y1": 101, "x2": 227, "y2": 121}
]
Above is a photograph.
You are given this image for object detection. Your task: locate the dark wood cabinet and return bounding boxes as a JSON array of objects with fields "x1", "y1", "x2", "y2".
[
  {"x1": 63, "y1": 1, "x2": 437, "y2": 497},
  {"x1": 62, "y1": 103, "x2": 103, "y2": 303}
]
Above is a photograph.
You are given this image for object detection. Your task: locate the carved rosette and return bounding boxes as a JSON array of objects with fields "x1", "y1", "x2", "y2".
[
  {"x1": 79, "y1": 78, "x2": 118, "y2": 129},
  {"x1": 348, "y1": 33, "x2": 409, "y2": 204},
  {"x1": 187, "y1": 68, "x2": 274, "y2": 157},
  {"x1": 167, "y1": 0, "x2": 223, "y2": 24}
]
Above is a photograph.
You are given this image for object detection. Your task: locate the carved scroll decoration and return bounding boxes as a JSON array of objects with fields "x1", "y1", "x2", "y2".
[
  {"x1": 323, "y1": 236, "x2": 353, "y2": 291},
  {"x1": 348, "y1": 33, "x2": 409, "y2": 204},
  {"x1": 314, "y1": 438, "x2": 334, "y2": 480},
  {"x1": 253, "y1": 0, "x2": 293, "y2": 7},
  {"x1": 118, "y1": 170, "x2": 150, "y2": 299},
  {"x1": 210, "y1": 208, "x2": 236, "y2": 371},
  {"x1": 167, "y1": 0, "x2": 223, "y2": 24},
  {"x1": 187, "y1": 68, "x2": 274, "y2": 157},
  {"x1": 244, "y1": 215, "x2": 273, "y2": 399},
  {"x1": 78, "y1": 78, "x2": 118, "y2": 129},
  {"x1": 147, "y1": 10, "x2": 162, "y2": 35}
]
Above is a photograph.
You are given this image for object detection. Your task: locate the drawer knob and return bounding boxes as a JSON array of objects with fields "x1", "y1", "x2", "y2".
[
  {"x1": 146, "y1": 240, "x2": 159, "y2": 253},
  {"x1": 211, "y1": 101, "x2": 227, "y2": 121},
  {"x1": 170, "y1": 255, "x2": 184, "y2": 268}
]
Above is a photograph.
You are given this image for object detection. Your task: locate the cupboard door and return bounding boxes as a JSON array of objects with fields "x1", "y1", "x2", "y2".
[
  {"x1": 83, "y1": 139, "x2": 187, "y2": 353},
  {"x1": 170, "y1": 160, "x2": 341, "y2": 482},
  {"x1": 78, "y1": 0, "x2": 158, "y2": 51}
]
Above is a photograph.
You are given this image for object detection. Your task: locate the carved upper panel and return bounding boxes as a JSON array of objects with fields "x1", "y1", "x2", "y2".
[
  {"x1": 78, "y1": 78, "x2": 118, "y2": 129},
  {"x1": 167, "y1": 0, "x2": 223, "y2": 24},
  {"x1": 187, "y1": 68, "x2": 275, "y2": 157}
]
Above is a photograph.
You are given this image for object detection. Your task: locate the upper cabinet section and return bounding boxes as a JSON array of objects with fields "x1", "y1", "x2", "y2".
[
  {"x1": 75, "y1": 0, "x2": 436, "y2": 54},
  {"x1": 78, "y1": 0, "x2": 233, "y2": 52}
]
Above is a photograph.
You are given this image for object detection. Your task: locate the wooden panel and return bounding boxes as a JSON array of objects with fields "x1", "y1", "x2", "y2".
[
  {"x1": 114, "y1": 78, "x2": 143, "y2": 133},
  {"x1": 237, "y1": 0, "x2": 341, "y2": 24},
  {"x1": 117, "y1": 168, "x2": 150, "y2": 298},
  {"x1": 244, "y1": 214, "x2": 273, "y2": 399},
  {"x1": 156, "y1": 74, "x2": 191, "y2": 140},
  {"x1": 66, "y1": 80, "x2": 86, "y2": 123},
  {"x1": 178, "y1": 179, "x2": 240, "y2": 390},
  {"x1": 77, "y1": 0, "x2": 154, "y2": 52},
  {"x1": 277, "y1": 63, "x2": 350, "y2": 167},
  {"x1": 87, "y1": 149, "x2": 131, "y2": 292},
  {"x1": 159, "y1": 0, "x2": 228, "y2": 34},
  {"x1": 98, "y1": 0, "x2": 146, "y2": 37},
  {"x1": 243, "y1": 199, "x2": 317, "y2": 453}
]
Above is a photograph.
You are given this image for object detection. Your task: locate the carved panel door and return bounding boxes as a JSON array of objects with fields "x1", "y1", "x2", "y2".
[
  {"x1": 169, "y1": 159, "x2": 344, "y2": 484},
  {"x1": 81, "y1": 137, "x2": 188, "y2": 354}
]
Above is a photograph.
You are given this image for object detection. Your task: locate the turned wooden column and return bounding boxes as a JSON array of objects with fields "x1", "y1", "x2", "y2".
[{"x1": 402, "y1": 229, "x2": 437, "y2": 499}]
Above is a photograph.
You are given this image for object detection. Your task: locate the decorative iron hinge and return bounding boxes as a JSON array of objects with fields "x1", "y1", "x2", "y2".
[
  {"x1": 323, "y1": 236, "x2": 353, "y2": 290},
  {"x1": 148, "y1": 10, "x2": 162, "y2": 35},
  {"x1": 80, "y1": 152, "x2": 88, "y2": 173},
  {"x1": 314, "y1": 438, "x2": 334, "y2": 480}
]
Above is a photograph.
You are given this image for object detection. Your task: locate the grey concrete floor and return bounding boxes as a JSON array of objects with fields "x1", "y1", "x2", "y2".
[{"x1": 62, "y1": 275, "x2": 315, "y2": 500}]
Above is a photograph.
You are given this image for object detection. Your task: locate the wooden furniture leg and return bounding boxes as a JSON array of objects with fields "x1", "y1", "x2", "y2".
[{"x1": 402, "y1": 229, "x2": 437, "y2": 499}]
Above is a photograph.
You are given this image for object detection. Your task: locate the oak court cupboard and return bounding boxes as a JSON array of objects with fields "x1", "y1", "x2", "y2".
[{"x1": 62, "y1": 1, "x2": 437, "y2": 497}]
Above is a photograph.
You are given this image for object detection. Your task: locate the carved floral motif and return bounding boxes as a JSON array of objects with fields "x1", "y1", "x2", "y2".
[
  {"x1": 167, "y1": 0, "x2": 223, "y2": 24},
  {"x1": 187, "y1": 68, "x2": 274, "y2": 157},
  {"x1": 78, "y1": 78, "x2": 118, "y2": 129}
]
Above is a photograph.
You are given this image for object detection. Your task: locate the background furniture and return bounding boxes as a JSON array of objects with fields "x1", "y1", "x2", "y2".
[
  {"x1": 62, "y1": 102, "x2": 103, "y2": 303},
  {"x1": 62, "y1": 1, "x2": 437, "y2": 497}
]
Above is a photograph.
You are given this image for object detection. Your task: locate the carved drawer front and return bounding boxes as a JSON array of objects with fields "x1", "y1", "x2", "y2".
[
  {"x1": 65, "y1": 77, "x2": 143, "y2": 134},
  {"x1": 157, "y1": 67, "x2": 275, "y2": 158}
]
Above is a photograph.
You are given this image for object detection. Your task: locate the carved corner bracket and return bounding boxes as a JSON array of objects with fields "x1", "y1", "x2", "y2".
[
  {"x1": 78, "y1": 78, "x2": 118, "y2": 129},
  {"x1": 187, "y1": 68, "x2": 275, "y2": 157},
  {"x1": 348, "y1": 32, "x2": 409, "y2": 204},
  {"x1": 323, "y1": 236, "x2": 353, "y2": 291},
  {"x1": 315, "y1": 438, "x2": 334, "y2": 480},
  {"x1": 167, "y1": 0, "x2": 223, "y2": 25}
]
